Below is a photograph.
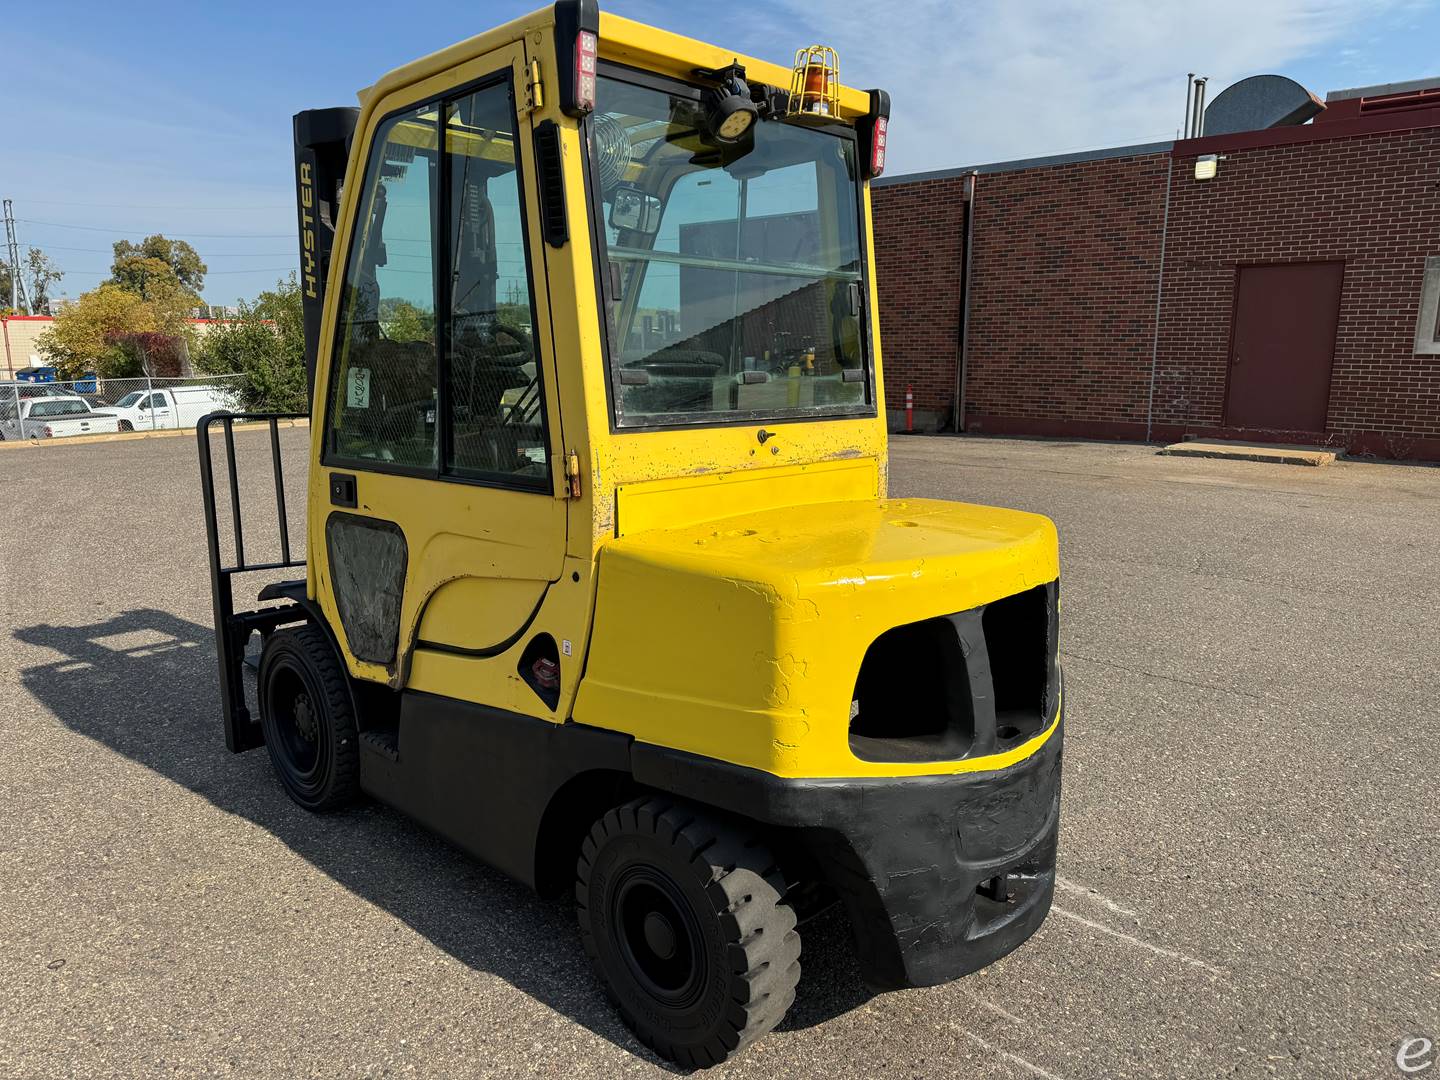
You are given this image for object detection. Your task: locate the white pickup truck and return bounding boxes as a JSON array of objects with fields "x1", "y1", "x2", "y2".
[
  {"x1": 0, "y1": 395, "x2": 122, "y2": 440},
  {"x1": 107, "y1": 385, "x2": 236, "y2": 432}
]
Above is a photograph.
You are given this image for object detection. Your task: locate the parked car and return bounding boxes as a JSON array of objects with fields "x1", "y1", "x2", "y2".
[
  {"x1": 0, "y1": 381, "x2": 81, "y2": 402},
  {"x1": 106, "y1": 385, "x2": 236, "y2": 432},
  {"x1": 0, "y1": 395, "x2": 121, "y2": 440}
]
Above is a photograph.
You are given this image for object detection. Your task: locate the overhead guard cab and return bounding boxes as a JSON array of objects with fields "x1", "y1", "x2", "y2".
[{"x1": 197, "y1": 2, "x2": 1063, "y2": 1066}]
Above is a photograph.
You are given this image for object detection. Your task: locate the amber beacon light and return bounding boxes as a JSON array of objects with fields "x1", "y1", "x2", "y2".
[{"x1": 788, "y1": 44, "x2": 840, "y2": 117}]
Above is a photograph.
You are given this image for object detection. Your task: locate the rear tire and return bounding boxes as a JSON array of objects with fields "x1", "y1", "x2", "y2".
[
  {"x1": 118, "y1": 420, "x2": 133, "y2": 432},
  {"x1": 257, "y1": 624, "x2": 359, "y2": 812},
  {"x1": 577, "y1": 797, "x2": 801, "y2": 1067}
]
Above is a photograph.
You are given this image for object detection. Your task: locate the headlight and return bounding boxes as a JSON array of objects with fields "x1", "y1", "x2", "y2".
[{"x1": 703, "y1": 73, "x2": 758, "y2": 146}]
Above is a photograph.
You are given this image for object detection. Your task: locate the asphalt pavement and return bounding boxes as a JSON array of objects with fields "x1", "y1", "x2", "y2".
[{"x1": 1, "y1": 431, "x2": 1436, "y2": 1079}]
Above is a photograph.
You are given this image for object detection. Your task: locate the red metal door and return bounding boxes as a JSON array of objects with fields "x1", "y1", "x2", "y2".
[{"x1": 1225, "y1": 262, "x2": 1343, "y2": 432}]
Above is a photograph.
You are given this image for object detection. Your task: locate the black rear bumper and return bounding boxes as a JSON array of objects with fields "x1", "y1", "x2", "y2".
[{"x1": 631, "y1": 704, "x2": 1063, "y2": 990}]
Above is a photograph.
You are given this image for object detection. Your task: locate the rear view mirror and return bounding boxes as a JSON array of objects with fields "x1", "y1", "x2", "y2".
[{"x1": 610, "y1": 186, "x2": 662, "y2": 235}]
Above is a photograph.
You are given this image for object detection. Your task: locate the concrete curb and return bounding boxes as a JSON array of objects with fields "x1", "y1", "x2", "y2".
[
  {"x1": 1159, "y1": 440, "x2": 1335, "y2": 467},
  {"x1": 0, "y1": 417, "x2": 310, "y2": 451}
]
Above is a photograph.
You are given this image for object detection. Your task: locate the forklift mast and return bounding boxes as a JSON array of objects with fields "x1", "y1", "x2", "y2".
[{"x1": 292, "y1": 107, "x2": 359, "y2": 404}]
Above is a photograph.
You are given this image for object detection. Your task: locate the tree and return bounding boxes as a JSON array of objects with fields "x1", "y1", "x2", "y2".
[
  {"x1": 110, "y1": 235, "x2": 207, "y2": 300},
  {"x1": 196, "y1": 275, "x2": 307, "y2": 412},
  {"x1": 110, "y1": 330, "x2": 189, "y2": 377},
  {"x1": 139, "y1": 266, "x2": 202, "y2": 368},
  {"x1": 24, "y1": 248, "x2": 63, "y2": 316},
  {"x1": 0, "y1": 246, "x2": 63, "y2": 315},
  {"x1": 35, "y1": 283, "x2": 157, "y2": 377},
  {"x1": 379, "y1": 298, "x2": 435, "y2": 343},
  {"x1": 36, "y1": 245, "x2": 201, "y2": 376}
]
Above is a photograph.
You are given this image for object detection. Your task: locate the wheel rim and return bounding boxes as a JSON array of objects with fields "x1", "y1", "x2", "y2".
[
  {"x1": 265, "y1": 663, "x2": 326, "y2": 791},
  {"x1": 611, "y1": 865, "x2": 707, "y2": 1009}
]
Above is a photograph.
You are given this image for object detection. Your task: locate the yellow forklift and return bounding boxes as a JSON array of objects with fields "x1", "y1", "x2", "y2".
[{"x1": 197, "y1": 2, "x2": 1063, "y2": 1066}]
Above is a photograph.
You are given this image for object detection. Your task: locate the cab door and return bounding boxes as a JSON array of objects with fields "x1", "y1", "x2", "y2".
[
  {"x1": 311, "y1": 41, "x2": 568, "y2": 712},
  {"x1": 148, "y1": 391, "x2": 174, "y2": 429}
]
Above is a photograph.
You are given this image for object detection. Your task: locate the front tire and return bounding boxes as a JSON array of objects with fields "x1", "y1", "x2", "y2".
[
  {"x1": 577, "y1": 798, "x2": 801, "y2": 1067},
  {"x1": 118, "y1": 419, "x2": 133, "y2": 432},
  {"x1": 257, "y1": 624, "x2": 359, "y2": 812}
]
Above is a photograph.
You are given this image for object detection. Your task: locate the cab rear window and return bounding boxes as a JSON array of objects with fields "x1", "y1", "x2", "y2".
[{"x1": 30, "y1": 400, "x2": 86, "y2": 417}]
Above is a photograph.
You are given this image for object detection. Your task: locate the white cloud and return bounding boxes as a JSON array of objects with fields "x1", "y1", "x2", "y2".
[
  {"x1": 837, "y1": 0, "x2": 1400, "y2": 171},
  {"x1": 3, "y1": 0, "x2": 1410, "y2": 304},
  {"x1": 621, "y1": 0, "x2": 1402, "y2": 173}
]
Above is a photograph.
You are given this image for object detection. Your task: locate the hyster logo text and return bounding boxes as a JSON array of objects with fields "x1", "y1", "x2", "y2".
[{"x1": 298, "y1": 160, "x2": 318, "y2": 299}]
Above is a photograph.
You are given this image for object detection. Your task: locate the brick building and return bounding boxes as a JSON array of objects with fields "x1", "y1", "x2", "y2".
[{"x1": 873, "y1": 76, "x2": 1440, "y2": 460}]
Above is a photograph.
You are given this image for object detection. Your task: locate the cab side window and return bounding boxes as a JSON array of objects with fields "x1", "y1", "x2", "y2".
[
  {"x1": 327, "y1": 104, "x2": 439, "y2": 469},
  {"x1": 443, "y1": 84, "x2": 548, "y2": 484},
  {"x1": 325, "y1": 81, "x2": 549, "y2": 489}
]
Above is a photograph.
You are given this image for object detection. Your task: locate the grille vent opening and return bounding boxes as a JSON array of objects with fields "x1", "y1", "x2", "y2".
[
  {"x1": 848, "y1": 617, "x2": 974, "y2": 763},
  {"x1": 847, "y1": 581, "x2": 1058, "y2": 764},
  {"x1": 518, "y1": 633, "x2": 561, "y2": 711},
  {"x1": 532, "y1": 120, "x2": 567, "y2": 247},
  {"x1": 983, "y1": 584, "x2": 1050, "y2": 744}
]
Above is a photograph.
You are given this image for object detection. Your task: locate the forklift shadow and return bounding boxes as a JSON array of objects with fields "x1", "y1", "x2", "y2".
[{"x1": 14, "y1": 608, "x2": 873, "y2": 1064}]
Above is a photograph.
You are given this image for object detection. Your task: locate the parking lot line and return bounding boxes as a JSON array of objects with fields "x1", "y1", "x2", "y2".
[
  {"x1": 952, "y1": 1025, "x2": 1070, "y2": 1080},
  {"x1": 1054, "y1": 876, "x2": 1141, "y2": 921},
  {"x1": 1049, "y1": 905, "x2": 1231, "y2": 982}
]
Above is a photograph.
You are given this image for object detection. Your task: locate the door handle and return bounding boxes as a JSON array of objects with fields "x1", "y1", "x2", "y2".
[{"x1": 330, "y1": 473, "x2": 358, "y2": 508}]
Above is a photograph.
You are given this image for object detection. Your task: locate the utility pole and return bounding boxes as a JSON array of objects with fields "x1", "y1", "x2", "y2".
[{"x1": 3, "y1": 200, "x2": 31, "y2": 314}]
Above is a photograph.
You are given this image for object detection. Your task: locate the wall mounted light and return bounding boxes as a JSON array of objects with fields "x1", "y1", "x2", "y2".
[{"x1": 1194, "y1": 153, "x2": 1220, "y2": 181}]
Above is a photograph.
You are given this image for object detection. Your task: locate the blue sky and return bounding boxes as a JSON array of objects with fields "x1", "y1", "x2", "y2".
[{"x1": 2, "y1": 0, "x2": 1436, "y2": 306}]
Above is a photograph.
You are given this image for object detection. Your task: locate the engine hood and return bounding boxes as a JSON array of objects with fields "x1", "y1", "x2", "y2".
[{"x1": 573, "y1": 498, "x2": 1060, "y2": 779}]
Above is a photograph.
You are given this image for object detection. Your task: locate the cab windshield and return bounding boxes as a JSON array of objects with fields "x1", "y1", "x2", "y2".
[{"x1": 589, "y1": 71, "x2": 872, "y2": 428}]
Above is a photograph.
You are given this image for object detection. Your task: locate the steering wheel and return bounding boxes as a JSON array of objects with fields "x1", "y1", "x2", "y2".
[{"x1": 485, "y1": 322, "x2": 532, "y2": 367}]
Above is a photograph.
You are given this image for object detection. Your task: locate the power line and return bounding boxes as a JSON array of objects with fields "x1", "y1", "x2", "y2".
[
  {"x1": 14, "y1": 198, "x2": 290, "y2": 211},
  {"x1": 40, "y1": 242, "x2": 296, "y2": 256},
  {"x1": 60, "y1": 266, "x2": 296, "y2": 277},
  {"x1": 18, "y1": 219, "x2": 292, "y2": 239}
]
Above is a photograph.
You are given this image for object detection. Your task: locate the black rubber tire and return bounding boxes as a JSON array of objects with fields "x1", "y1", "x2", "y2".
[
  {"x1": 118, "y1": 420, "x2": 133, "y2": 432},
  {"x1": 576, "y1": 797, "x2": 801, "y2": 1068},
  {"x1": 257, "y1": 624, "x2": 359, "y2": 812}
]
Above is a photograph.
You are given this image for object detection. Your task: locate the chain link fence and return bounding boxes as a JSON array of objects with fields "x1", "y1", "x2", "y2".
[{"x1": 0, "y1": 374, "x2": 250, "y2": 439}]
